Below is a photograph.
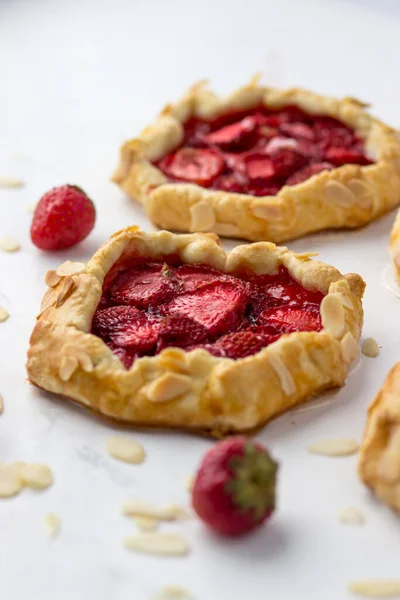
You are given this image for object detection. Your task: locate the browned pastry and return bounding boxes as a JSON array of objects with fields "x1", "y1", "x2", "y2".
[{"x1": 359, "y1": 362, "x2": 400, "y2": 511}]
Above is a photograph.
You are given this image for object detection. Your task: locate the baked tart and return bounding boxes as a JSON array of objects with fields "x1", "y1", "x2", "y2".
[
  {"x1": 27, "y1": 227, "x2": 365, "y2": 436},
  {"x1": 113, "y1": 78, "x2": 400, "y2": 243},
  {"x1": 389, "y1": 208, "x2": 400, "y2": 281},
  {"x1": 359, "y1": 363, "x2": 400, "y2": 511}
]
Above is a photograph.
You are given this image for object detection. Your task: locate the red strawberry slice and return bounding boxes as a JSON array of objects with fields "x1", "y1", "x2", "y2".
[
  {"x1": 110, "y1": 263, "x2": 177, "y2": 309},
  {"x1": 314, "y1": 118, "x2": 354, "y2": 149},
  {"x1": 247, "y1": 183, "x2": 282, "y2": 197},
  {"x1": 324, "y1": 147, "x2": 372, "y2": 166},
  {"x1": 106, "y1": 342, "x2": 136, "y2": 369},
  {"x1": 286, "y1": 162, "x2": 334, "y2": 186},
  {"x1": 156, "y1": 315, "x2": 208, "y2": 352},
  {"x1": 176, "y1": 264, "x2": 228, "y2": 293},
  {"x1": 258, "y1": 306, "x2": 322, "y2": 333},
  {"x1": 264, "y1": 136, "x2": 301, "y2": 155},
  {"x1": 211, "y1": 328, "x2": 279, "y2": 359},
  {"x1": 164, "y1": 280, "x2": 248, "y2": 338},
  {"x1": 158, "y1": 148, "x2": 225, "y2": 186},
  {"x1": 245, "y1": 155, "x2": 276, "y2": 181},
  {"x1": 280, "y1": 122, "x2": 315, "y2": 140},
  {"x1": 246, "y1": 149, "x2": 306, "y2": 182},
  {"x1": 213, "y1": 174, "x2": 245, "y2": 194},
  {"x1": 92, "y1": 305, "x2": 161, "y2": 353},
  {"x1": 204, "y1": 116, "x2": 258, "y2": 150}
]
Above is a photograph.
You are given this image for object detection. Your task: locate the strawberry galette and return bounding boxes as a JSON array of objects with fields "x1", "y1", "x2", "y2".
[
  {"x1": 113, "y1": 78, "x2": 400, "y2": 243},
  {"x1": 27, "y1": 227, "x2": 364, "y2": 436},
  {"x1": 359, "y1": 362, "x2": 400, "y2": 512},
  {"x1": 389, "y1": 208, "x2": 400, "y2": 281}
]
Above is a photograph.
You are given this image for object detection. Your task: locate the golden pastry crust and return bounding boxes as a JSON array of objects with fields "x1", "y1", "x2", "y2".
[
  {"x1": 113, "y1": 78, "x2": 400, "y2": 243},
  {"x1": 389, "y1": 205, "x2": 400, "y2": 280},
  {"x1": 27, "y1": 227, "x2": 365, "y2": 436},
  {"x1": 359, "y1": 362, "x2": 400, "y2": 511}
]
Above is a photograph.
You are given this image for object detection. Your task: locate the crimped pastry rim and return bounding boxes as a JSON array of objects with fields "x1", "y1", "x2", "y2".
[
  {"x1": 27, "y1": 226, "x2": 365, "y2": 436},
  {"x1": 359, "y1": 362, "x2": 400, "y2": 511},
  {"x1": 113, "y1": 76, "x2": 400, "y2": 243}
]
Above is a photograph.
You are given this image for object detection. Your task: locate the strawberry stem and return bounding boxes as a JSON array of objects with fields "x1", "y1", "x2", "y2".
[{"x1": 225, "y1": 443, "x2": 277, "y2": 520}]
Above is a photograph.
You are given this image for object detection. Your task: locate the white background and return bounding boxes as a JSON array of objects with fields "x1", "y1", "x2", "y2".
[{"x1": 1, "y1": 0, "x2": 400, "y2": 598}]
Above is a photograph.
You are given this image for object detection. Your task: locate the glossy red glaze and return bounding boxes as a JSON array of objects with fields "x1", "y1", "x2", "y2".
[
  {"x1": 154, "y1": 106, "x2": 373, "y2": 196},
  {"x1": 91, "y1": 259, "x2": 324, "y2": 368}
]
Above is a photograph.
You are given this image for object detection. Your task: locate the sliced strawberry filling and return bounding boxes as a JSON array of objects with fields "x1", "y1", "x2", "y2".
[
  {"x1": 109, "y1": 263, "x2": 178, "y2": 309},
  {"x1": 154, "y1": 105, "x2": 373, "y2": 196},
  {"x1": 164, "y1": 280, "x2": 248, "y2": 339},
  {"x1": 258, "y1": 306, "x2": 322, "y2": 333},
  {"x1": 91, "y1": 261, "x2": 326, "y2": 368},
  {"x1": 157, "y1": 148, "x2": 224, "y2": 186},
  {"x1": 92, "y1": 306, "x2": 161, "y2": 352}
]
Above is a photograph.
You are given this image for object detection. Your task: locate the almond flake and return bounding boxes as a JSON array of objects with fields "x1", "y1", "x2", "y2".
[
  {"x1": 122, "y1": 500, "x2": 187, "y2": 521},
  {"x1": 147, "y1": 373, "x2": 192, "y2": 403},
  {"x1": 56, "y1": 277, "x2": 75, "y2": 307},
  {"x1": 135, "y1": 516, "x2": 159, "y2": 532},
  {"x1": 0, "y1": 463, "x2": 23, "y2": 498},
  {"x1": 341, "y1": 332, "x2": 359, "y2": 365},
  {"x1": 190, "y1": 202, "x2": 216, "y2": 231},
  {"x1": 0, "y1": 236, "x2": 20, "y2": 252},
  {"x1": 107, "y1": 436, "x2": 146, "y2": 464},
  {"x1": 213, "y1": 223, "x2": 239, "y2": 237},
  {"x1": 123, "y1": 533, "x2": 190, "y2": 557},
  {"x1": 349, "y1": 580, "x2": 400, "y2": 597},
  {"x1": 44, "y1": 513, "x2": 61, "y2": 538},
  {"x1": 59, "y1": 355, "x2": 78, "y2": 382},
  {"x1": 0, "y1": 394, "x2": 3, "y2": 415},
  {"x1": 339, "y1": 506, "x2": 365, "y2": 526},
  {"x1": 307, "y1": 438, "x2": 359, "y2": 457},
  {"x1": 155, "y1": 585, "x2": 193, "y2": 599},
  {"x1": 0, "y1": 176, "x2": 24, "y2": 188},
  {"x1": 45, "y1": 270, "x2": 62, "y2": 288},
  {"x1": 321, "y1": 294, "x2": 345, "y2": 338},
  {"x1": 56, "y1": 261, "x2": 86, "y2": 276},
  {"x1": 0, "y1": 307, "x2": 9, "y2": 323},
  {"x1": 26, "y1": 202, "x2": 37, "y2": 214},
  {"x1": 361, "y1": 338, "x2": 379, "y2": 358},
  {"x1": 19, "y1": 463, "x2": 53, "y2": 489},
  {"x1": 268, "y1": 355, "x2": 296, "y2": 396},
  {"x1": 184, "y1": 475, "x2": 194, "y2": 492}
]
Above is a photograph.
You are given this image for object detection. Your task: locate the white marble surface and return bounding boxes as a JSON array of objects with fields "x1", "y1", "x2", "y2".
[{"x1": 1, "y1": 0, "x2": 400, "y2": 598}]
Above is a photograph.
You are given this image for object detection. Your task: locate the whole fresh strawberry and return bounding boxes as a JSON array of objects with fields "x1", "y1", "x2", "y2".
[
  {"x1": 192, "y1": 436, "x2": 278, "y2": 536},
  {"x1": 31, "y1": 185, "x2": 95, "y2": 250}
]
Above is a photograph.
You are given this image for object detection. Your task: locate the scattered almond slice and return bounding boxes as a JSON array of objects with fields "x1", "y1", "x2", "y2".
[
  {"x1": 122, "y1": 500, "x2": 188, "y2": 521},
  {"x1": 0, "y1": 393, "x2": 3, "y2": 415},
  {"x1": 0, "y1": 463, "x2": 23, "y2": 498},
  {"x1": 44, "y1": 513, "x2": 61, "y2": 538},
  {"x1": 349, "y1": 579, "x2": 400, "y2": 597},
  {"x1": 19, "y1": 463, "x2": 53, "y2": 489},
  {"x1": 135, "y1": 516, "x2": 159, "y2": 532},
  {"x1": 0, "y1": 176, "x2": 24, "y2": 189},
  {"x1": 0, "y1": 235, "x2": 20, "y2": 252},
  {"x1": 45, "y1": 270, "x2": 62, "y2": 288},
  {"x1": 0, "y1": 307, "x2": 9, "y2": 323},
  {"x1": 154, "y1": 585, "x2": 193, "y2": 599},
  {"x1": 307, "y1": 438, "x2": 359, "y2": 457},
  {"x1": 184, "y1": 475, "x2": 194, "y2": 492},
  {"x1": 361, "y1": 338, "x2": 379, "y2": 358},
  {"x1": 27, "y1": 202, "x2": 37, "y2": 214},
  {"x1": 106, "y1": 436, "x2": 146, "y2": 464},
  {"x1": 56, "y1": 261, "x2": 86, "y2": 276},
  {"x1": 123, "y1": 533, "x2": 190, "y2": 557},
  {"x1": 339, "y1": 506, "x2": 365, "y2": 526}
]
